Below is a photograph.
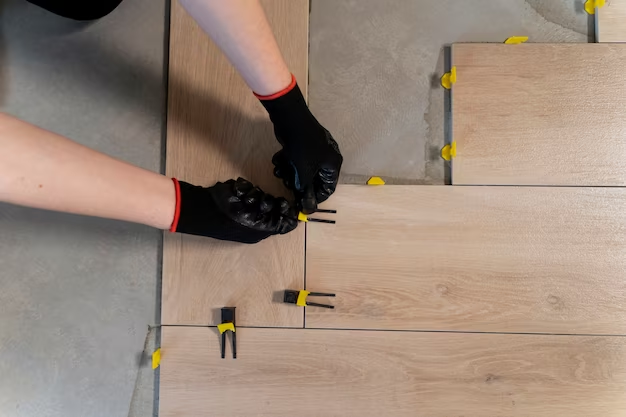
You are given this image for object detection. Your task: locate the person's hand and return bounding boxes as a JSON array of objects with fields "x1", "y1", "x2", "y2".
[
  {"x1": 257, "y1": 75, "x2": 342, "y2": 214},
  {"x1": 169, "y1": 178, "x2": 298, "y2": 244}
]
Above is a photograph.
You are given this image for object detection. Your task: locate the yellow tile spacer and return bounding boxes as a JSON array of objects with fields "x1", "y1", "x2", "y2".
[
  {"x1": 585, "y1": 0, "x2": 605, "y2": 14},
  {"x1": 298, "y1": 212, "x2": 308, "y2": 222},
  {"x1": 441, "y1": 66, "x2": 457, "y2": 90},
  {"x1": 296, "y1": 290, "x2": 310, "y2": 307},
  {"x1": 217, "y1": 323, "x2": 235, "y2": 334},
  {"x1": 504, "y1": 36, "x2": 529, "y2": 44},
  {"x1": 441, "y1": 141, "x2": 457, "y2": 161},
  {"x1": 152, "y1": 348, "x2": 161, "y2": 370},
  {"x1": 367, "y1": 176, "x2": 386, "y2": 185}
]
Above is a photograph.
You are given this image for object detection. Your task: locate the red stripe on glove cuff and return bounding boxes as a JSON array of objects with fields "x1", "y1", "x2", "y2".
[
  {"x1": 254, "y1": 74, "x2": 297, "y2": 100},
  {"x1": 169, "y1": 178, "x2": 182, "y2": 232}
]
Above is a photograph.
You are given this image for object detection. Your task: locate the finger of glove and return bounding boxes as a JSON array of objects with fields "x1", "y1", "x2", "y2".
[
  {"x1": 241, "y1": 184, "x2": 265, "y2": 207},
  {"x1": 232, "y1": 177, "x2": 255, "y2": 197},
  {"x1": 271, "y1": 151, "x2": 291, "y2": 179},
  {"x1": 273, "y1": 149, "x2": 318, "y2": 193},
  {"x1": 253, "y1": 196, "x2": 297, "y2": 235},
  {"x1": 257, "y1": 193, "x2": 276, "y2": 220},
  {"x1": 314, "y1": 165, "x2": 340, "y2": 204},
  {"x1": 214, "y1": 178, "x2": 278, "y2": 232},
  {"x1": 275, "y1": 198, "x2": 299, "y2": 234},
  {"x1": 272, "y1": 150, "x2": 289, "y2": 169},
  {"x1": 273, "y1": 168, "x2": 296, "y2": 192},
  {"x1": 241, "y1": 187, "x2": 275, "y2": 227},
  {"x1": 272, "y1": 150, "x2": 297, "y2": 190},
  {"x1": 274, "y1": 167, "x2": 296, "y2": 191},
  {"x1": 299, "y1": 185, "x2": 318, "y2": 214},
  {"x1": 231, "y1": 182, "x2": 297, "y2": 235}
]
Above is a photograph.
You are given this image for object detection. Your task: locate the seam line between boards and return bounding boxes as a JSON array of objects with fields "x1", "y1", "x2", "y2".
[
  {"x1": 303, "y1": 223, "x2": 307, "y2": 329},
  {"x1": 452, "y1": 184, "x2": 626, "y2": 188},
  {"x1": 159, "y1": 324, "x2": 626, "y2": 337}
]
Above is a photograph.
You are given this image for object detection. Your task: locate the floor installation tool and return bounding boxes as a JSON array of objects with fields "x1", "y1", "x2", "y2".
[
  {"x1": 298, "y1": 208, "x2": 337, "y2": 224},
  {"x1": 218, "y1": 307, "x2": 236, "y2": 359},
  {"x1": 284, "y1": 290, "x2": 335, "y2": 309}
]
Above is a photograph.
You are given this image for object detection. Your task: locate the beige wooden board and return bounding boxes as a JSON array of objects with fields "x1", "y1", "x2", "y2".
[
  {"x1": 306, "y1": 185, "x2": 626, "y2": 334},
  {"x1": 160, "y1": 326, "x2": 626, "y2": 417},
  {"x1": 451, "y1": 43, "x2": 626, "y2": 186},
  {"x1": 162, "y1": 0, "x2": 308, "y2": 326},
  {"x1": 598, "y1": 0, "x2": 626, "y2": 42}
]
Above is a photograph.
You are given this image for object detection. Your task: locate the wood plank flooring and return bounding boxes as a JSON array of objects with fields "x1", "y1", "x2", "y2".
[
  {"x1": 161, "y1": 0, "x2": 308, "y2": 326},
  {"x1": 451, "y1": 44, "x2": 626, "y2": 186},
  {"x1": 160, "y1": 7, "x2": 626, "y2": 416},
  {"x1": 159, "y1": 327, "x2": 626, "y2": 417},
  {"x1": 598, "y1": 0, "x2": 626, "y2": 42},
  {"x1": 306, "y1": 185, "x2": 626, "y2": 334}
]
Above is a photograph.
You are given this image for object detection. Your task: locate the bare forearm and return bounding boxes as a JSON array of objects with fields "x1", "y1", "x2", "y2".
[
  {"x1": 179, "y1": 0, "x2": 292, "y2": 95},
  {"x1": 0, "y1": 113, "x2": 175, "y2": 229}
]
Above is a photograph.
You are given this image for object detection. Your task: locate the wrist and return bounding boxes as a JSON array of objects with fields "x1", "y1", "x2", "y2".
[
  {"x1": 169, "y1": 178, "x2": 182, "y2": 232},
  {"x1": 169, "y1": 180, "x2": 228, "y2": 238},
  {"x1": 149, "y1": 176, "x2": 178, "y2": 230},
  {"x1": 132, "y1": 174, "x2": 177, "y2": 230},
  {"x1": 253, "y1": 73, "x2": 297, "y2": 100},
  {"x1": 256, "y1": 76, "x2": 320, "y2": 144}
]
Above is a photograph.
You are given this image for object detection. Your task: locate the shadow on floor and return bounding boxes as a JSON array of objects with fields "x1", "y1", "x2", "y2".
[
  {"x1": 6, "y1": 2, "x2": 276, "y2": 192},
  {"x1": 165, "y1": 75, "x2": 277, "y2": 189},
  {"x1": 0, "y1": 0, "x2": 98, "y2": 107}
]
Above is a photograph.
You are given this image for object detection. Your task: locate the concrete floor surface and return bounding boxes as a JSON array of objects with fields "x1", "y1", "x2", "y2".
[
  {"x1": 0, "y1": 0, "x2": 165, "y2": 416},
  {"x1": 0, "y1": 0, "x2": 591, "y2": 416}
]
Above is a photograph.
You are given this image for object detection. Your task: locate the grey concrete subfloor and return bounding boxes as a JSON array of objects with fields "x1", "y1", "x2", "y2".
[
  {"x1": 0, "y1": 1, "x2": 592, "y2": 417},
  {"x1": 0, "y1": 0, "x2": 165, "y2": 416},
  {"x1": 309, "y1": 0, "x2": 590, "y2": 185}
]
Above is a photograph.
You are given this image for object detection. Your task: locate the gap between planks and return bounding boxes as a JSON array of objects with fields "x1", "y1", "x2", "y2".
[{"x1": 159, "y1": 324, "x2": 626, "y2": 338}]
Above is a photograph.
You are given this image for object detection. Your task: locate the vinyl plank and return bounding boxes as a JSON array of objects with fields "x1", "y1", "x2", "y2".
[
  {"x1": 305, "y1": 185, "x2": 626, "y2": 334},
  {"x1": 451, "y1": 43, "x2": 626, "y2": 186},
  {"x1": 162, "y1": 0, "x2": 308, "y2": 326},
  {"x1": 159, "y1": 326, "x2": 626, "y2": 417},
  {"x1": 598, "y1": 0, "x2": 626, "y2": 42}
]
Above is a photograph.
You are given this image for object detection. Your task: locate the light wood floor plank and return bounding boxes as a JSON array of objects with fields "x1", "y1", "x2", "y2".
[
  {"x1": 451, "y1": 43, "x2": 626, "y2": 186},
  {"x1": 306, "y1": 185, "x2": 626, "y2": 334},
  {"x1": 598, "y1": 0, "x2": 626, "y2": 42},
  {"x1": 160, "y1": 327, "x2": 626, "y2": 417},
  {"x1": 162, "y1": 0, "x2": 308, "y2": 326}
]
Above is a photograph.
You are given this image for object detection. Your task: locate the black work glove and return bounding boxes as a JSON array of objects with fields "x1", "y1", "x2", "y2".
[
  {"x1": 257, "y1": 75, "x2": 342, "y2": 214},
  {"x1": 169, "y1": 178, "x2": 298, "y2": 244}
]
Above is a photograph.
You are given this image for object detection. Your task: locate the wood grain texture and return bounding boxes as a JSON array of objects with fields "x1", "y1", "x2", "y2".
[
  {"x1": 306, "y1": 185, "x2": 626, "y2": 334},
  {"x1": 451, "y1": 43, "x2": 626, "y2": 186},
  {"x1": 162, "y1": 0, "x2": 308, "y2": 326},
  {"x1": 160, "y1": 327, "x2": 626, "y2": 417},
  {"x1": 598, "y1": 0, "x2": 626, "y2": 42}
]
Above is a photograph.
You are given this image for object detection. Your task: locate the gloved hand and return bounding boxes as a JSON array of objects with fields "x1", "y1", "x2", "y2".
[
  {"x1": 169, "y1": 178, "x2": 298, "y2": 244},
  {"x1": 257, "y1": 75, "x2": 342, "y2": 214}
]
